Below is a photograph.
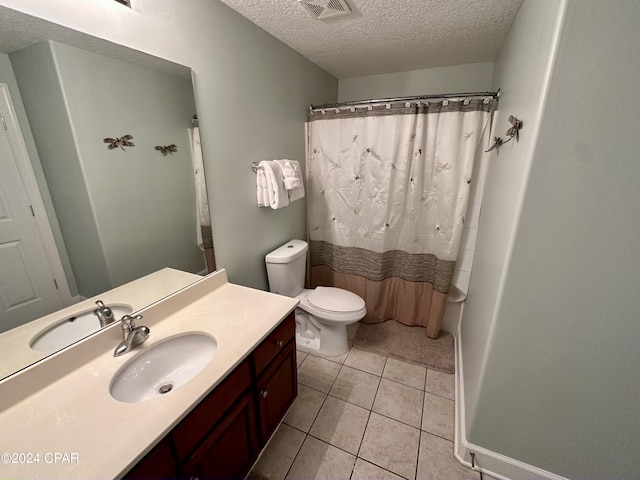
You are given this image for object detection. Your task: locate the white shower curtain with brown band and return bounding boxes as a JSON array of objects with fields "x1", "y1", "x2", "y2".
[{"x1": 306, "y1": 98, "x2": 493, "y2": 338}]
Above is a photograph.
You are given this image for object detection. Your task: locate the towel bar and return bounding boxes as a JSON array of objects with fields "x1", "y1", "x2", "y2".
[{"x1": 251, "y1": 162, "x2": 262, "y2": 172}]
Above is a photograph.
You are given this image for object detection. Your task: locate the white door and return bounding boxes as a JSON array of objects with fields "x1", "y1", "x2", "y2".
[{"x1": 0, "y1": 83, "x2": 71, "y2": 333}]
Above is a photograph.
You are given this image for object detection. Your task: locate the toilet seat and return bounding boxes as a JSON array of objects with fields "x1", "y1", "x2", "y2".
[
  {"x1": 296, "y1": 287, "x2": 367, "y2": 324},
  {"x1": 308, "y1": 287, "x2": 365, "y2": 313}
]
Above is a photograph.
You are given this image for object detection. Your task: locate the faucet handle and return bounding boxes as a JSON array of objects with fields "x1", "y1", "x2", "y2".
[
  {"x1": 95, "y1": 300, "x2": 112, "y2": 312},
  {"x1": 121, "y1": 314, "x2": 143, "y2": 330}
]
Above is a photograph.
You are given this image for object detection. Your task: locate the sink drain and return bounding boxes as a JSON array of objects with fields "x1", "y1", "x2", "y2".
[{"x1": 158, "y1": 383, "x2": 173, "y2": 394}]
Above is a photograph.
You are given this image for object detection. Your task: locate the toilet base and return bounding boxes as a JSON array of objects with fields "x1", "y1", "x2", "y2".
[
  {"x1": 295, "y1": 332, "x2": 320, "y2": 352},
  {"x1": 295, "y1": 324, "x2": 349, "y2": 357}
]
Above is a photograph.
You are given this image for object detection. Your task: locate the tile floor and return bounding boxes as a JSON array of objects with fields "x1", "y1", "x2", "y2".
[{"x1": 249, "y1": 324, "x2": 489, "y2": 480}]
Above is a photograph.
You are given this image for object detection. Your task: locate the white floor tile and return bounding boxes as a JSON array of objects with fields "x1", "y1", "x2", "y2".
[
  {"x1": 372, "y1": 378, "x2": 424, "y2": 428},
  {"x1": 283, "y1": 384, "x2": 326, "y2": 432},
  {"x1": 285, "y1": 435, "x2": 356, "y2": 480},
  {"x1": 382, "y1": 357, "x2": 427, "y2": 390},
  {"x1": 309, "y1": 396, "x2": 369, "y2": 454},
  {"x1": 344, "y1": 347, "x2": 387, "y2": 376},
  {"x1": 351, "y1": 458, "x2": 405, "y2": 480},
  {"x1": 297, "y1": 355, "x2": 342, "y2": 393},
  {"x1": 425, "y1": 368, "x2": 455, "y2": 400},
  {"x1": 417, "y1": 432, "x2": 477, "y2": 480},
  {"x1": 329, "y1": 365, "x2": 381, "y2": 409},
  {"x1": 250, "y1": 423, "x2": 305, "y2": 480},
  {"x1": 422, "y1": 392, "x2": 454, "y2": 441},
  {"x1": 359, "y1": 412, "x2": 420, "y2": 480}
]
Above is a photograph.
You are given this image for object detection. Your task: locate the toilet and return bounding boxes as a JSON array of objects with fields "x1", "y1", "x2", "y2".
[{"x1": 265, "y1": 239, "x2": 366, "y2": 356}]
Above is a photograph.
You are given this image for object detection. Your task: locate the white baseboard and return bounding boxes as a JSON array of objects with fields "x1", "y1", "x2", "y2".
[
  {"x1": 72, "y1": 295, "x2": 86, "y2": 304},
  {"x1": 454, "y1": 318, "x2": 569, "y2": 480}
]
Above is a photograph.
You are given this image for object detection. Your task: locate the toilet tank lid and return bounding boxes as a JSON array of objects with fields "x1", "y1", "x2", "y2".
[
  {"x1": 308, "y1": 287, "x2": 365, "y2": 313},
  {"x1": 265, "y1": 239, "x2": 308, "y2": 264}
]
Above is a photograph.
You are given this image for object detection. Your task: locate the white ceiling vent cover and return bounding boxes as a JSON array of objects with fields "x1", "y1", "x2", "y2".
[{"x1": 299, "y1": 0, "x2": 352, "y2": 20}]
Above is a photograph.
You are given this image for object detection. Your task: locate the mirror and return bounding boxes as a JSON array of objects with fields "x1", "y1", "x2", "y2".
[{"x1": 0, "y1": 6, "x2": 212, "y2": 380}]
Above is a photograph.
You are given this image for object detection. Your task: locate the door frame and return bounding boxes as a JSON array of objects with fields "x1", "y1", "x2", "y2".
[{"x1": 1, "y1": 83, "x2": 72, "y2": 307}]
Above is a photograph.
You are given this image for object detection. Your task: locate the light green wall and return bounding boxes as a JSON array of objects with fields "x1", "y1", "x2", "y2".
[
  {"x1": 464, "y1": 1, "x2": 640, "y2": 478},
  {"x1": 0, "y1": 52, "x2": 78, "y2": 297},
  {"x1": 338, "y1": 62, "x2": 495, "y2": 102},
  {"x1": 50, "y1": 41, "x2": 203, "y2": 289},
  {"x1": 0, "y1": 0, "x2": 338, "y2": 292},
  {"x1": 11, "y1": 42, "x2": 112, "y2": 298},
  {"x1": 11, "y1": 41, "x2": 205, "y2": 297}
]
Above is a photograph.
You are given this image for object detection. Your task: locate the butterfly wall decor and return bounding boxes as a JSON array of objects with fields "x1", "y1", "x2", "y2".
[
  {"x1": 485, "y1": 115, "x2": 523, "y2": 153},
  {"x1": 155, "y1": 144, "x2": 178, "y2": 156},
  {"x1": 103, "y1": 135, "x2": 135, "y2": 151}
]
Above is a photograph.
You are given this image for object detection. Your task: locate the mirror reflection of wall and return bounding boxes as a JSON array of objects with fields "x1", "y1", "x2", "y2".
[{"x1": 10, "y1": 41, "x2": 205, "y2": 302}]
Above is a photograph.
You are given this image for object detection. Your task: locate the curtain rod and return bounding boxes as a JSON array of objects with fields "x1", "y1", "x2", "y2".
[{"x1": 310, "y1": 89, "x2": 500, "y2": 111}]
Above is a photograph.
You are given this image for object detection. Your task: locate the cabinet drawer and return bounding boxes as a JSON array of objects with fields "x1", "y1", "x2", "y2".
[
  {"x1": 172, "y1": 358, "x2": 251, "y2": 463},
  {"x1": 252, "y1": 312, "x2": 295, "y2": 375}
]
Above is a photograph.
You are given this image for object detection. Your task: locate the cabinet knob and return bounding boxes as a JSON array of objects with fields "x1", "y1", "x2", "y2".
[
  {"x1": 260, "y1": 390, "x2": 268, "y2": 399},
  {"x1": 276, "y1": 340, "x2": 284, "y2": 347}
]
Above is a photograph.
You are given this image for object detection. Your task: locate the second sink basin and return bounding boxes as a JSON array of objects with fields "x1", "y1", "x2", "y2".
[
  {"x1": 110, "y1": 333, "x2": 217, "y2": 403},
  {"x1": 30, "y1": 305, "x2": 132, "y2": 353}
]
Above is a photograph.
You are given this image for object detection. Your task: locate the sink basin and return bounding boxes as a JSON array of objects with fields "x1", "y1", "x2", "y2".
[
  {"x1": 30, "y1": 305, "x2": 132, "y2": 353},
  {"x1": 110, "y1": 333, "x2": 217, "y2": 403}
]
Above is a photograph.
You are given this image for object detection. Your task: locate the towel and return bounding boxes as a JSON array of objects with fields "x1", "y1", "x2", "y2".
[
  {"x1": 260, "y1": 160, "x2": 289, "y2": 209},
  {"x1": 277, "y1": 159, "x2": 303, "y2": 189},
  {"x1": 256, "y1": 167, "x2": 269, "y2": 207},
  {"x1": 274, "y1": 159, "x2": 305, "y2": 202}
]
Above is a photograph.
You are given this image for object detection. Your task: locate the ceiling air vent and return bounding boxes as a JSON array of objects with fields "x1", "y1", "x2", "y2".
[{"x1": 299, "y1": 0, "x2": 352, "y2": 20}]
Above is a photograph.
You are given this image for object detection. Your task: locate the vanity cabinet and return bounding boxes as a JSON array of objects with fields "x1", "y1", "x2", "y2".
[
  {"x1": 125, "y1": 312, "x2": 296, "y2": 480},
  {"x1": 255, "y1": 341, "x2": 297, "y2": 445}
]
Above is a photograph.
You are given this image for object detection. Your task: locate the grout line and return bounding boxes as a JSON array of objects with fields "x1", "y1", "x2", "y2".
[
  {"x1": 380, "y1": 375, "x2": 426, "y2": 393},
  {"x1": 355, "y1": 457, "x2": 413, "y2": 480},
  {"x1": 424, "y1": 389, "x2": 455, "y2": 401}
]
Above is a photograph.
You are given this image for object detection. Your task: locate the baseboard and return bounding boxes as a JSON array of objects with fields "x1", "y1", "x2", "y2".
[
  {"x1": 454, "y1": 321, "x2": 569, "y2": 480},
  {"x1": 72, "y1": 295, "x2": 86, "y2": 304}
]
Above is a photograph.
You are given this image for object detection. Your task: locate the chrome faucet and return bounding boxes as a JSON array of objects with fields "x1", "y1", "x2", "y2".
[
  {"x1": 114, "y1": 314, "x2": 150, "y2": 357},
  {"x1": 93, "y1": 300, "x2": 115, "y2": 327}
]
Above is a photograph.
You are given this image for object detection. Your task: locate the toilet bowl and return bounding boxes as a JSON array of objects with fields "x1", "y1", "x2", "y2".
[{"x1": 265, "y1": 240, "x2": 366, "y2": 356}]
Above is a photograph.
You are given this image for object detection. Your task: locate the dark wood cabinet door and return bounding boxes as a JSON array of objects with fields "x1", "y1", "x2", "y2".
[
  {"x1": 179, "y1": 391, "x2": 259, "y2": 480},
  {"x1": 255, "y1": 340, "x2": 297, "y2": 446},
  {"x1": 125, "y1": 438, "x2": 176, "y2": 480}
]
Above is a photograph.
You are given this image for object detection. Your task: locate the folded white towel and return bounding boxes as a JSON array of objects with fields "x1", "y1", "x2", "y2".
[
  {"x1": 260, "y1": 160, "x2": 289, "y2": 209},
  {"x1": 277, "y1": 159, "x2": 303, "y2": 190},
  {"x1": 274, "y1": 159, "x2": 305, "y2": 202},
  {"x1": 256, "y1": 167, "x2": 269, "y2": 207}
]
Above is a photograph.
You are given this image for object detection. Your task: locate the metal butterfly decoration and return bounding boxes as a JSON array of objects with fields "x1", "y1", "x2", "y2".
[
  {"x1": 154, "y1": 144, "x2": 178, "y2": 156},
  {"x1": 505, "y1": 115, "x2": 523, "y2": 142},
  {"x1": 103, "y1": 135, "x2": 135, "y2": 151},
  {"x1": 485, "y1": 115, "x2": 523, "y2": 153}
]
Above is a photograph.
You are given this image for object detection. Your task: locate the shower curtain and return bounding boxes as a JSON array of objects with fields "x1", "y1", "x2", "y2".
[
  {"x1": 189, "y1": 126, "x2": 216, "y2": 273},
  {"x1": 306, "y1": 98, "x2": 493, "y2": 338}
]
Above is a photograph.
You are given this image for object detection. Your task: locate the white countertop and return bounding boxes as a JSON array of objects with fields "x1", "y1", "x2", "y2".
[
  {"x1": 0, "y1": 269, "x2": 298, "y2": 479},
  {"x1": 0, "y1": 268, "x2": 202, "y2": 379}
]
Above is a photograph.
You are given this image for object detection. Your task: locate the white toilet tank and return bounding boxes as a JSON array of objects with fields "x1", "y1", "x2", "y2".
[{"x1": 265, "y1": 239, "x2": 308, "y2": 297}]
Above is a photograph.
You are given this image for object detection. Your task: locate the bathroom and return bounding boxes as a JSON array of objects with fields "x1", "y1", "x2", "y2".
[{"x1": 0, "y1": 1, "x2": 638, "y2": 479}]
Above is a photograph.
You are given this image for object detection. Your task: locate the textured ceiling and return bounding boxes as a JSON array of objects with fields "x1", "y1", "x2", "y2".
[
  {"x1": 0, "y1": 6, "x2": 191, "y2": 78},
  {"x1": 219, "y1": 0, "x2": 523, "y2": 79}
]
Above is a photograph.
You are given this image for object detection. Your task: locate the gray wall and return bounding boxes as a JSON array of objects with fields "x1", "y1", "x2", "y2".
[
  {"x1": 463, "y1": 1, "x2": 640, "y2": 478},
  {"x1": 338, "y1": 62, "x2": 495, "y2": 102},
  {"x1": 52, "y1": 41, "x2": 203, "y2": 290},
  {"x1": 0, "y1": 0, "x2": 338, "y2": 292},
  {"x1": 11, "y1": 41, "x2": 204, "y2": 297},
  {"x1": 0, "y1": 52, "x2": 77, "y2": 296}
]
